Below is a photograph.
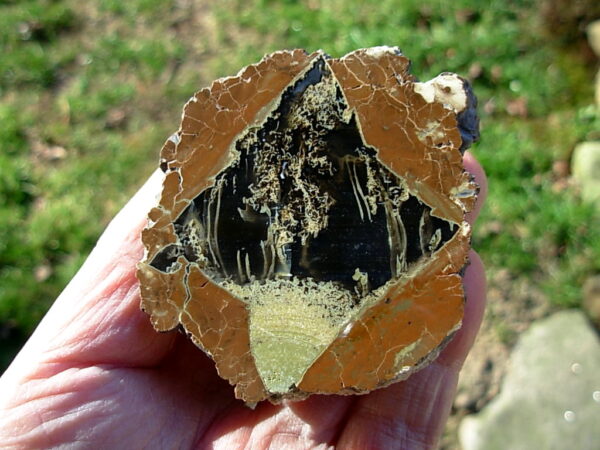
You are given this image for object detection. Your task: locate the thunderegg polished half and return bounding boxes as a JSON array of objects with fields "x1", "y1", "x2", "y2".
[{"x1": 137, "y1": 47, "x2": 479, "y2": 404}]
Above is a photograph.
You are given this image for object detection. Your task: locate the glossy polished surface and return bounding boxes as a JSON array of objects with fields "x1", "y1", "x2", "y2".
[{"x1": 137, "y1": 47, "x2": 479, "y2": 403}]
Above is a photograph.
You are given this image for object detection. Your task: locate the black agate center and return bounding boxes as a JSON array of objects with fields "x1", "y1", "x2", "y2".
[{"x1": 151, "y1": 58, "x2": 457, "y2": 297}]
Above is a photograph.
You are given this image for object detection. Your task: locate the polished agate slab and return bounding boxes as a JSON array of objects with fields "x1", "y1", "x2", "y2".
[{"x1": 137, "y1": 47, "x2": 479, "y2": 404}]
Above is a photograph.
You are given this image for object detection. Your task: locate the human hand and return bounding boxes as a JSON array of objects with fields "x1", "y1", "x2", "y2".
[{"x1": 0, "y1": 153, "x2": 487, "y2": 449}]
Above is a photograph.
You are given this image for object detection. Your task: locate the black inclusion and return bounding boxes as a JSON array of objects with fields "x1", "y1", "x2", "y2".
[
  {"x1": 398, "y1": 196, "x2": 456, "y2": 261},
  {"x1": 431, "y1": 214, "x2": 456, "y2": 245},
  {"x1": 211, "y1": 59, "x2": 328, "y2": 282},
  {"x1": 151, "y1": 60, "x2": 328, "y2": 280},
  {"x1": 152, "y1": 56, "x2": 458, "y2": 293},
  {"x1": 199, "y1": 162, "x2": 269, "y2": 280},
  {"x1": 149, "y1": 244, "x2": 180, "y2": 272},
  {"x1": 277, "y1": 58, "x2": 326, "y2": 118},
  {"x1": 290, "y1": 119, "x2": 392, "y2": 291},
  {"x1": 399, "y1": 196, "x2": 427, "y2": 262}
]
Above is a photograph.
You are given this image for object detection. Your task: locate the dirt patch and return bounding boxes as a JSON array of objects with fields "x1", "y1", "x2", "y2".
[{"x1": 441, "y1": 266, "x2": 557, "y2": 449}]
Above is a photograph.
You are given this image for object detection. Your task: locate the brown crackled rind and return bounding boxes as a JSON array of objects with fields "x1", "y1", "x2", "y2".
[
  {"x1": 137, "y1": 47, "x2": 478, "y2": 404},
  {"x1": 298, "y1": 49, "x2": 475, "y2": 394},
  {"x1": 138, "y1": 49, "x2": 319, "y2": 402}
]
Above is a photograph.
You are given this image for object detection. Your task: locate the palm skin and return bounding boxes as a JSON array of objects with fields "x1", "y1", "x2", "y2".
[{"x1": 0, "y1": 153, "x2": 487, "y2": 449}]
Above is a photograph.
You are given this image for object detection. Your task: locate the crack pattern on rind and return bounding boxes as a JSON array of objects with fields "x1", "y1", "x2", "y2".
[
  {"x1": 137, "y1": 47, "x2": 479, "y2": 404},
  {"x1": 149, "y1": 58, "x2": 458, "y2": 294}
]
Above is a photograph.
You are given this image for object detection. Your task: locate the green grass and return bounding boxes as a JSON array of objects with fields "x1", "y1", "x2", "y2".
[{"x1": 0, "y1": 0, "x2": 599, "y2": 369}]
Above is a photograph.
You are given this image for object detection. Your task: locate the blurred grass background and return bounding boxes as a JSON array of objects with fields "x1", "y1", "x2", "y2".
[{"x1": 1, "y1": 0, "x2": 599, "y2": 380}]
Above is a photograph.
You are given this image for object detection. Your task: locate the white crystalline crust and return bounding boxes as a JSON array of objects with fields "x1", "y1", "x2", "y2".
[{"x1": 414, "y1": 73, "x2": 468, "y2": 112}]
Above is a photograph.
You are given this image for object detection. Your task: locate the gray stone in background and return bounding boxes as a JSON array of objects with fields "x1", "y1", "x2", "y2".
[
  {"x1": 459, "y1": 310, "x2": 600, "y2": 450},
  {"x1": 572, "y1": 141, "x2": 600, "y2": 205},
  {"x1": 587, "y1": 20, "x2": 600, "y2": 58},
  {"x1": 583, "y1": 275, "x2": 600, "y2": 327}
]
